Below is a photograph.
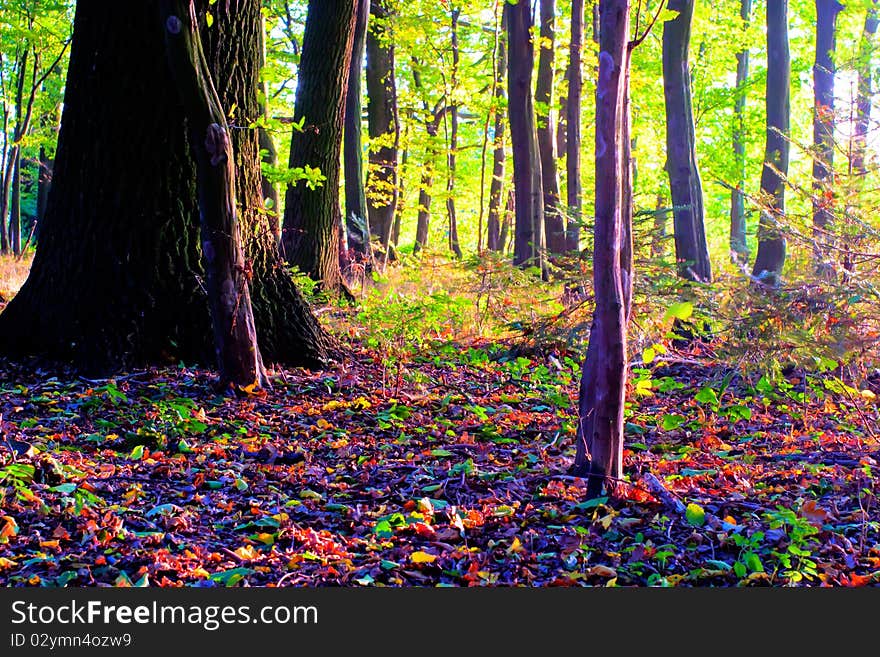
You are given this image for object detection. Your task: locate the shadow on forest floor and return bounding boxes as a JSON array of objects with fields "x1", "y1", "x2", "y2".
[{"x1": 1, "y1": 334, "x2": 879, "y2": 587}]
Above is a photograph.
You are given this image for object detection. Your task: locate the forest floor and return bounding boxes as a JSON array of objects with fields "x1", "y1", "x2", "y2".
[{"x1": 1, "y1": 255, "x2": 880, "y2": 587}]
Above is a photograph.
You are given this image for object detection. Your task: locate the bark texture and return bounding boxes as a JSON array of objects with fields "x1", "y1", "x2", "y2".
[
  {"x1": 365, "y1": 0, "x2": 399, "y2": 260},
  {"x1": 752, "y1": 0, "x2": 791, "y2": 285},
  {"x1": 487, "y1": 14, "x2": 508, "y2": 253},
  {"x1": 662, "y1": 0, "x2": 711, "y2": 283},
  {"x1": 730, "y1": 0, "x2": 751, "y2": 263},
  {"x1": 574, "y1": 0, "x2": 631, "y2": 498},
  {"x1": 537, "y1": 0, "x2": 565, "y2": 255},
  {"x1": 344, "y1": 0, "x2": 372, "y2": 259},
  {"x1": 812, "y1": 0, "x2": 841, "y2": 273},
  {"x1": 506, "y1": 0, "x2": 546, "y2": 276},
  {"x1": 566, "y1": 0, "x2": 585, "y2": 252},
  {"x1": 282, "y1": 0, "x2": 356, "y2": 291}
]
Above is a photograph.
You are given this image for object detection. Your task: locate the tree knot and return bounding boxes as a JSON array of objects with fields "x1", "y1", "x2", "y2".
[{"x1": 205, "y1": 124, "x2": 230, "y2": 167}]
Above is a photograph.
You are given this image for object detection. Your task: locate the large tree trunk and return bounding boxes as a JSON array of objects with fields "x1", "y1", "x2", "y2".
[
  {"x1": 365, "y1": 0, "x2": 399, "y2": 263},
  {"x1": 574, "y1": 0, "x2": 631, "y2": 499},
  {"x1": 506, "y1": 0, "x2": 546, "y2": 277},
  {"x1": 282, "y1": 0, "x2": 356, "y2": 291},
  {"x1": 662, "y1": 0, "x2": 711, "y2": 283},
  {"x1": 344, "y1": 0, "x2": 372, "y2": 260},
  {"x1": 0, "y1": 1, "x2": 329, "y2": 374},
  {"x1": 537, "y1": 0, "x2": 565, "y2": 255},
  {"x1": 730, "y1": 0, "x2": 751, "y2": 264},
  {"x1": 752, "y1": 0, "x2": 790, "y2": 286},
  {"x1": 162, "y1": 0, "x2": 266, "y2": 389},
  {"x1": 487, "y1": 13, "x2": 508, "y2": 253},
  {"x1": 566, "y1": 0, "x2": 585, "y2": 252},
  {"x1": 812, "y1": 0, "x2": 841, "y2": 275},
  {"x1": 445, "y1": 7, "x2": 463, "y2": 259}
]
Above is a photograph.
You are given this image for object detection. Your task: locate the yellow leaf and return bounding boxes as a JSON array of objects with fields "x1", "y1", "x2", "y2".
[
  {"x1": 861, "y1": 389, "x2": 877, "y2": 402},
  {"x1": 234, "y1": 545, "x2": 259, "y2": 561},
  {"x1": 410, "y1": 551, "x2": 438, "y2": 564},
  {"x1": 507, "y1": 537, "x2": 524, "y2": 553},
  {"x1": 0, "y1": 557, "x2": 18, "y2": 569},
  {"x1": 0, "y1": 517, "x2": 19, "y2": 539}
]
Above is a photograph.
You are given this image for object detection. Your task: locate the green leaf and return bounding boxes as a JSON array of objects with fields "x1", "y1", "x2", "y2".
[
  {"x1": 50, "y1": 483, "x2": 77, "y2": 494},
  {"x1": 177, "y1": 439, "x2": 194, "y2": 453},
  {"x1": 661, "y1": 414, "x2": 686, "y2": 430},
  {"x1": 733, "y1": 561, "x2": 747, "y2": 578},
  {"x1": 686, "y1": 503, "x2": 706, "y2": 527},
  {"x1": 705, "y1": 559, "x2": 732, "y2": 572},
  {"x1": 642, "y1": 347, "x2": 656, "y2": 364},
  {"x1": 664, "y1": 301, "x2": 693, "y2": 321},
  {"x1": 695, "y1": 387, "x2": 719, "y2": 406},
  {"x1": 745, "y1": 552, "x2": 764, "y2": 573},
  {"x1": 129, "y1": 444, "x2": 145, "y2": 460},
  {"x1": 209, "y1": 567, "x2": 253, "y2": 587}
]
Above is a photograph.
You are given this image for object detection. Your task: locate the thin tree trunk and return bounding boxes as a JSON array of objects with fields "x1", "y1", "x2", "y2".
[
  {"x1": 412, "y1": 64, "x2": 440, "y2": 255},
  {"x1": 752, "y1": 0, "x2": 790, "y2": 286},
  {"x1": 258, "y1": 14, "x2": 280, "y2": 243},
  {"x1": 663, "y1": 0, "x2": 711, "y2": 283},
  {"x1": 537, "y1": 0, "x2": 565, "y2": 255},
  {"x1": 853, "y1": 3, "x2": 879, "y2": 177},
  {"x1": 730, "y1": 0, "x2": 751, "y2": 264},
  {"x1": 556, "y1": 61, "x2": 570, "y2": 156},
  {"x1": 344, "y1": 0, "x2": 371, "y2": 259},
  {"x1": 282, "y1": 0, "x2": 356, "y2": 292},
  {"x1": 446, "y1": 7, "x2": 463, "y2": 259},
  {"x1": 36, "y1": 144, "x2": 52, "y2": 229},
  {"x1": 9, "y1": 151, "x2": 21, "y2": 256},
  {"x1": 487, "y1": 12, "x2": 508, "y2": 253},
  {"x1": 506, "y1": 0, "x2": 546, "y2": 277},
  {"x1": 812, "y1": 0, "x2": 841, "y2": 275},
  {"x1": 566, "y1": 0, "x2": 585, "y2": 252},
  {"x1": 574, "y1": 0, "x2": 631, "y2": 498},
  {"x1": 500, "y1": 189, "x2": 514, "y2": 254},
  {"x1": 366, "y1": 0, "x2": 399, "y2": 262}
]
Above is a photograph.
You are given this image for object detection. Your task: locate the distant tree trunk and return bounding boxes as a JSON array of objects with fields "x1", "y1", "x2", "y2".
[
  {"x1": 445, "y1": 7, "x2": 463, "y2": 259},
  {"x1": 812, "y1": 0, "x2": 841, "y2": 275},
  {"x1": 537, "y1": 0, "x2": 565, "y2": 255},
  {"x1": 0, "y1": 1, "x2": 330, "y2": 374},
  {"x1": 662, "y1": 0, "x2": 711, "y2": 283},
  {"x1": 752, "y1": 0, "x2": 790, "y2": 286},
  {"x1": 393, "y1": 136, "x2": 405, "y2": 247},
  {"x1": 853, "y1": 4, "x2": 879, "y2": 177},
  {"x1": 9, "y1": 150, "x2": 21, "y2": 256},
  {"x1": 506, "y1": 0, "x2": 546, "y2": 277},
  {"x1": 574, "y1": 0, "x2": 631, "y2": 498},
  {"x1": 556, "y1": 61, "x2": 570, "y2": 156},
  {"x1": 258, "y1": 14, "x2": 280, "y2": 243},
  {"x1": 500, "y1": 189, "x2": 514, "y2": 253},
  {"x1": 366, "y1": 0, "x2": 399, "y2": 262},
  {"x1": 652, "y1": 190, "x2": 669, "y2": 257},
  {"x1": 344, "y1": 0, "x2": 371, "y2": 259},
  {"x1": 412, "y1": 63, "x2": 440, "y2": 255},
  {"x1": 282, "y1": 0, "x2": 356, "y2": 291},
  {"x1": 36, "y1": 145, "x2": 52, "y2": 229},
  {"x1": 730, "y1": 0, "x2": 751, "y2": 264},
  {"x1": 566, "y1": 0, "x2": 585, "y2": 252},
  {"x1": 487, "y1": 12, "x2": 508, "y2": 253},
  {"x1": 162, "y1": 0, "x2": 266, "y2": 389}
]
